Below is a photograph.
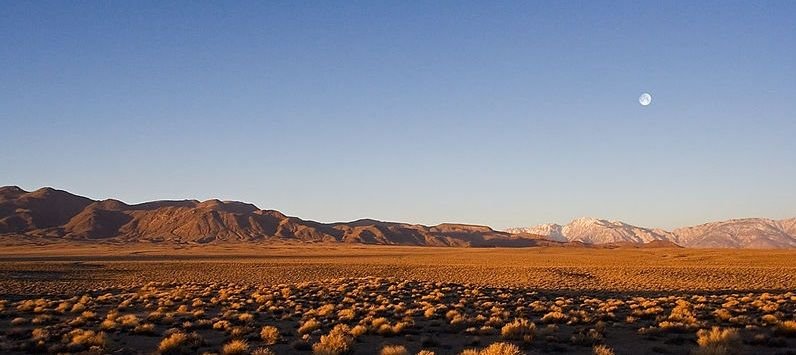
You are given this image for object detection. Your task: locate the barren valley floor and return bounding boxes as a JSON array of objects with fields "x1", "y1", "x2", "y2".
[{"x1": 0, "y1": 244, "x2": 795, "y2": 354}]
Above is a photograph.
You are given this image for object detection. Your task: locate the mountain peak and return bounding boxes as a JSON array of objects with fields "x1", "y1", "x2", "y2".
[
  {"x1": 508, "y1": 216, "x2": 796, "y2": 248},
  {"x1": 0, "y1": 186, "x2": 538, "y2": 247}
]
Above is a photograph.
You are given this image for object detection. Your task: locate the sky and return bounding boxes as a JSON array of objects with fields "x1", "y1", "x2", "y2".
[{"x1": 1, "y1": 1, "x2": 794, "y2": 230}]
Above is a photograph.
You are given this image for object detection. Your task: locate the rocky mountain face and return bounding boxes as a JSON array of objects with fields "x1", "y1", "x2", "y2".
[
  {"x1": 3, "y1": 186, "x2": 792, "y2": 248},
  {"x1": 507, "y1": 217, "x2": 796, "y2": 248},
  {"x1": 672, "y1": 218, "x2": 796, "y2": 248},
  {"x1": 0, "y1": 186, "x2": 553, "y2": 247}
]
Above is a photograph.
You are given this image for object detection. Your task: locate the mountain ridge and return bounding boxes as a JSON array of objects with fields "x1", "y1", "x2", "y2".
[
  {"x1": 507, "y1": 216, "x2": 796, "y2": 248},
  {"x1": 2, "y1": 186, "x2": 793, "y2": 248},
  {"x1": 0, "y1": 186, "x2": 559, "y2": 247}
]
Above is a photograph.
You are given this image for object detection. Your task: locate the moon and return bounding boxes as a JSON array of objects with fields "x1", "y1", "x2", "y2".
[{"x1": 639, "y1": 92, "x2": 652, "y2": 106}]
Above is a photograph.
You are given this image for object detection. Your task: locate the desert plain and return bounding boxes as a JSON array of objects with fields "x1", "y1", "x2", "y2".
[{"x1": 1, "y1": 244, "x2": 795, "y2": 355}]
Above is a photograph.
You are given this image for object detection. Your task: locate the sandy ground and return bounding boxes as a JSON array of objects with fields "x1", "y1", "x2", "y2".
[{"x1": 0, "y1": 244, "x2": 795, "y2": 354}]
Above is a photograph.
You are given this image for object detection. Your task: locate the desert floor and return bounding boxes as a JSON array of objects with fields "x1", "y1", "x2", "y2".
[{"x1": 1, "y1": 244, "x2": 795, "y2": 354}]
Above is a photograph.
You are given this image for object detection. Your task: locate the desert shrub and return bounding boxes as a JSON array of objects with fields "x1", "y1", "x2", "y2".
[
  {"x1": 118, "y1": 314, "x2": 140, "y2": 328},
  {"x1": 424, "y1": 307, "x2": 437, "y2": 318},
  {"x1": 213, "y1": 320, "x2": 231, "y2": 330},
  {"x1": 316, "y1": 304, "x2": 336, "y2": 317},
  {"x1": 541, "y1": 311, "x2": 568, "y2": 324},
  {"x1": 312, "y1": 324, "x2": 353, "y2": 355},
  {"x1": 222, "y1": 339, "x2": 249, "y2": 355},
  {"x1": 500, "y1": 318, "x2": 535, "y2": 341},
  {"x1": 55, "y1": 302, "x2": 71, "y2": 313},
  {"x1": 299, "y1": 318, "x2": 321, "y2": 335},
  {"x1": 229, "y1": 326, "x2": 251, "y2": 339},
  {"x1": 372, "y1": 317, "x2": 390, "y2": 328},
  {"x1": 348, "y1": 324, "x2": 367, "y2": 337},
  {"x1": 67, "y1": 329, "x2": 107, "y2": 349},
  {"x1": 693, "y1": 327, "x2": 741, "y2": 355},
  {"x1": 380, "y1": 345, "x2": 409, "y2": 355},
  {"x1": 260, "y1": 325, "x2": 280, "y2": 344},
  {"x1": 238, "y1": 313, "x2": 254, "y2": 323},
  {"x1": 157, "y1": 331, "x2": 202, "y2": 354},
  {"x1": 478, "y1": 342, "x2": 524, "y2": 355},
  {"x1": 593, "y1": 344, "x2": 615, "y2": 355},
  {"x1": 31, "y1": 328, "x2": 49, "y2": 342},
  {"x1": 31, "y1": 313, "x2": 51, "y2": 323},
  {"x1": 133, "y1": 323, "x2": 156, "y2": 335},
  {"x1": 713, "y1": 309, "x2": 731, "y2": 321},
  {"x1": 100, "y1": 318, "x2": 118, "y2": 330},
  {"x1": 71, "y1": 302, "x2": 86, "y2": 313},
  {"x1": 338, "y1": 308, "x2": 356, "y2": 321},
  {"x1": 760, "y1": 314, "x2": 778, "y2": 325}
]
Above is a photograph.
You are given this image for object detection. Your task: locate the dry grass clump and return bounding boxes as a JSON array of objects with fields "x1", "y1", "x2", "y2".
[
  {"x1": 133, "y1": 323, "x2": 156, "y2": 335},
  {"x1": 693, "y1": 327, "x2": 741, "y2": 355},
  {"x1": 238, "y1": 312, "x2": 255, "y2": 323},
  {"x1": 500, "y1": 318, "x2": 535, "y2": 342},
  {"x1": 713, "y1": 309, "x2": 732, "y2": 321},
  {"x1": 541, "y1": 311, "x2": 568, "y2": 324},
  {"x1": 350, "y1": 324, "x2": 368, "y2": 337},
  {"x1": 463, "y1": 342, "x2": 524, "y2": 355},
  {"x1": 31, "y1": 327, "x2": 50, "y2": 342},
  {"x1": 157, "y1": 331, "x2": 203, "y2": 354},
  {"x1": 299, "y1": 318, "x2": 321, "y2": 335},
  {"x1": 312, "y1": 324, "x2": 353, "y2": 355},
  {"x1": 221, "y1": 339, "x2": 249, "y2": 355},
  {"x1": 659, "y1": 300, "x2": 700, "y2": 332},
  {"x1": 66, "y1": 329, "x2": 107, "y2": 350},
  {"x1": 760, "y1": 314, "x2": 778, "y2": 325},
  {"x1": 593, "y1": 344, "x2": 615, "y2": 355},
  {"x1": 117, "y1": 314, "x2": 140, "y2": 328},
  {"x1": 380, "y1": 344, "x2": 409, "y2": 355},
  {"x1": 1, "y1": 257, "x2": 795, "y2": 355},
  {"x1": 338, "y1": 308, "x2": 356, "y2": 321},
  {"x1": 260, "y1": 325, "x2": 280, "y2": 344}
]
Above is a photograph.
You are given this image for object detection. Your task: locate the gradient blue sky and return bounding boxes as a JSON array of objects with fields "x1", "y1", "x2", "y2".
[{"x1": 1, "y1": 1, "x2": 794, "y2": 229}]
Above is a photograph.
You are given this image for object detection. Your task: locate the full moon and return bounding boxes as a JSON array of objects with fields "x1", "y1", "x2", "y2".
[{"x1": 639, "y1": 92, "x2": 652, "y2": 106}]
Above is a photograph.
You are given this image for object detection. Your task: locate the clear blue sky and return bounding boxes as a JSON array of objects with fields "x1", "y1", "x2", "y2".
[{"x1": 1, "y1": 1, "x2": 794, "y2": 229}]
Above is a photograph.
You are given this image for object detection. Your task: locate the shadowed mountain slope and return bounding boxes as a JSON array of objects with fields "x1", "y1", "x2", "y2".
[{"x1": 0, "y1": 186, "x2": 552, "y2": 247}]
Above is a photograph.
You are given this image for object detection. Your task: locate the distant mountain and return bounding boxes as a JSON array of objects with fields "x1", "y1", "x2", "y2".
[
  {"x1": 2, "y1": 186, "x2": 793, "y2": 248},
  {"x1": 0, "y1": 186, "x2": 555, "y2": 247},
  {"x1": 672, "y1": 218, "x2": 796, "y2": 248},
  {"x1": 507, "y1": 216, "x2": 796, "y2": 249},
  {"x1": 507, "y1": 217, "x2": 674, "y2": 244}
]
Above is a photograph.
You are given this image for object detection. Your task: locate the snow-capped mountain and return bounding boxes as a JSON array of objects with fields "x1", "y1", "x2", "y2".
[
  {"x1": 505, "y1": 223, "x2": 567, "y2": 242},
  {"x1": 672, "y1": 218, "x2": 796, "y2": 248},
  {"x1": 507, "y1": 217, "x2": 673, "y2": 244},
  {"x1": 507, "y1": 217, "x2": 796, "y2": 248}
]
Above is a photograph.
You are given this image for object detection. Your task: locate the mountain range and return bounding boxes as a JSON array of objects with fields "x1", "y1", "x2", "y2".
[
  {"x1": 1, "y1": 186, "x2": 793, "y2": 248},
  {"x1": 0, "y1": 186, "x2": 555, "y2": 247},
  {"x1": 506, "y1": 216, "x2": 796, "y2": 248}
]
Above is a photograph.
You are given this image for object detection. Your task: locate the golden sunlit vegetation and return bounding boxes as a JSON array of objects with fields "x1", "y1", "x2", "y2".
[{"x1": 0, "y1": 245, "x2": 794, "y2": 353}]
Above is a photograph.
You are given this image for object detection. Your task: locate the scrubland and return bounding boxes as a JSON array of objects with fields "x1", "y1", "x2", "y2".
[{"x1": 0, "y1": 245, "x2": 795, "y2": 354}]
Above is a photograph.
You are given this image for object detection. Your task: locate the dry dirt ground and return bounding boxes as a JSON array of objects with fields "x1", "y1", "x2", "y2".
[{"x1": 0, "y1": 244, "x2": 795, "y2": 354}]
